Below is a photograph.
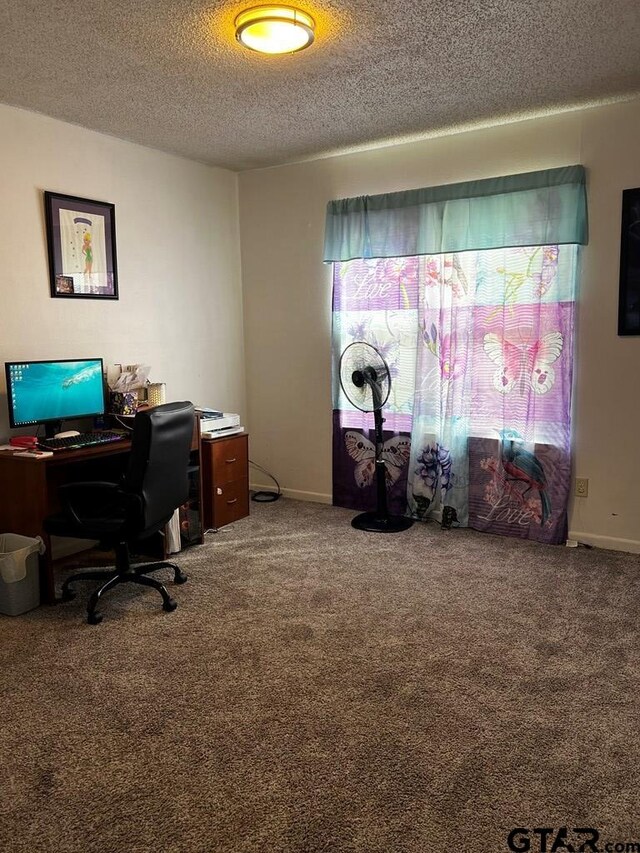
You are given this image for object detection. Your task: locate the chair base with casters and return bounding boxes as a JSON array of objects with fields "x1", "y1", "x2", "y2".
[{"x1": 60, "y1": 542, "x2": 188, "y2": 625}]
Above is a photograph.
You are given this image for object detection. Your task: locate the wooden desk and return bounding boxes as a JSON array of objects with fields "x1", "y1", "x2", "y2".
[
  {"x1": 0, "y1": 421, "x2": 203, "y2": 604},
  {"x1": 0, "y1": 441, "x2": 132, "y2": 603}
]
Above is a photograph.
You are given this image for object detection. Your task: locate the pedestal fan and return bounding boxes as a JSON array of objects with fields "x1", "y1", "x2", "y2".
[{"x1": 339, "y1": 342, "x2": 414, "y2": 533}]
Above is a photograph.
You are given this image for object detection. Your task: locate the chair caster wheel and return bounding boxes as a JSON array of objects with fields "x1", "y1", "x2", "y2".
[
  {"x1": 174, "y1": 572, "x2": 188, "y2": 585},
  {"x1": 88, "y1": 611, "x2": 103, "y2": 625},
  {"x1": 163, "y1": 598, "x2": 178, "y2": 612},
  {"x1": 61, "y1": 589, "x2": 76, "y2": 601}
]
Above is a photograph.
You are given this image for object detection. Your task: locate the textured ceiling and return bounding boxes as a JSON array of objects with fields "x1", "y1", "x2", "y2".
[{"x1": 1, "y1": 0, "x2": 640, "y2": 171}]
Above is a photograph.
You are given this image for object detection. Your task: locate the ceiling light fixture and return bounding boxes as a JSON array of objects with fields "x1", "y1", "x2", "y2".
[{"x1": 235, "y1": 5, "x2": 315, "y2": 55}]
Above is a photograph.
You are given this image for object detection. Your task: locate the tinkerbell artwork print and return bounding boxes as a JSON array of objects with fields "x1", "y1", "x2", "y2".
[{"x1": 44, "y1": 191, "x2": 118, "y2": 300}]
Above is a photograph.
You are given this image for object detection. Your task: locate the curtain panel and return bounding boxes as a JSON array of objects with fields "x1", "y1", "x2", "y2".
[
  {"x1": 328, "y1": 167, "x2": 588, "y2": 545},
  {"x1": 324, "y1": 165, "x2": 587, "y2": 261}
]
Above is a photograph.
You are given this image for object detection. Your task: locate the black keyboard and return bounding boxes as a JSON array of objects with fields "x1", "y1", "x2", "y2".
[{"x1": 39, "y1": 431, "x2": 127, "y2": 451}]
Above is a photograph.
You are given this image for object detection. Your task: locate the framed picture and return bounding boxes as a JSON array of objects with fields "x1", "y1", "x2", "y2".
[
  {"x1": 44, "y1": 191, "x2": 118, "y2": 300},
  {"x1": 618, "y1": 187, "x2": 640, "y2": 335}
]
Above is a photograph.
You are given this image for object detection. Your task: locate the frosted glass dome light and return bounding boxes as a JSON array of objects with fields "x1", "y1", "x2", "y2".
[{"x1": 235, "y1": 6, "x2": 315, "y2": 55}]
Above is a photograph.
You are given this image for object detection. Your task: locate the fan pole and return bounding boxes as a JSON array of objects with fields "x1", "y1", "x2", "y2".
[{"x1": 374, "y1": 408, "x2": 389, "y2": 520}]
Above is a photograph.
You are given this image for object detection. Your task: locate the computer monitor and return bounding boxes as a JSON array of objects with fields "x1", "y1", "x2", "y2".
[{"x1": 5, "y1": 358, "x2": 106, "y2": 437}]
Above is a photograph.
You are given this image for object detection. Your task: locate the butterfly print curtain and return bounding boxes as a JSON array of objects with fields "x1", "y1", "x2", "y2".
[{"x1": 327, "y1": 167, "x2": 588, "y2": 545}]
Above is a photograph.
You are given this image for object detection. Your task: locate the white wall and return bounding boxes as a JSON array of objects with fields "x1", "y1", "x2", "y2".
[
  {"x1": 0, "y1": 103, "x2": 245, "y2": 439},
  {"x1": 239, "y1": 99, "x2": 640, "y2": 552}
]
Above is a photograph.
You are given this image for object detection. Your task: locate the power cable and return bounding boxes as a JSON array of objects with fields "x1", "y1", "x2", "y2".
[{"x1": 249, "y1": 460, "x2": 281, "y2": 502}]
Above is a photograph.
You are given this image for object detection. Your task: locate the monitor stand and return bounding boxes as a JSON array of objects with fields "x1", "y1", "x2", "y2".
[{"x1": 44, "y1": 421, "x2": 62, "y2": 439}]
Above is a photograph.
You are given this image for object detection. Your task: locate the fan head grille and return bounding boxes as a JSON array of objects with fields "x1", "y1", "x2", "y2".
[{"x1": 339, "y1": 342, "x2": 391, "y2": 413}]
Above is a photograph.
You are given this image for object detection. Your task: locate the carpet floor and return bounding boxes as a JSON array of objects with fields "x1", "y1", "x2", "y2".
[{"x1": 1, "y1": 498, "x2": 639, "y2": 853}]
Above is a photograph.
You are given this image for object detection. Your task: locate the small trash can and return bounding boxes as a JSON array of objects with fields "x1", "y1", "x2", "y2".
[{"x1": 0, "y1": 534, "x2": 45, "y2": 616}]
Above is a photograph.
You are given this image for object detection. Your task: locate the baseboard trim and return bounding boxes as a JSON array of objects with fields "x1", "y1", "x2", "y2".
[
  {"x1": 250, "y1": 483, "x2": 332, "y2": 505},
  {"x1": 249, "y1": 488, "x2": 640, "y2": 553},
  {"x1": 568, "y1": 530, "x2": 640, "y2": 554}
]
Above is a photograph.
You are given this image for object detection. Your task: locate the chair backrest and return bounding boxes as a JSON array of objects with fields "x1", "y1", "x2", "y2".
[{"x1": 123, "y1": 401, "x2": 195, "y2": 533}]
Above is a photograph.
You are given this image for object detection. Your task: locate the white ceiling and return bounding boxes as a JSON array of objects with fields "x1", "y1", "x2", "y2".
[{"x1": 1, "y1": 0, "x2": 640, "y2": 171}]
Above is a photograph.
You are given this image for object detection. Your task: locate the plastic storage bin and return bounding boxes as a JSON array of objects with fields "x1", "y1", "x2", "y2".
[{"x1": 0, "y1": 533, "x2": 44, "y2": 616}]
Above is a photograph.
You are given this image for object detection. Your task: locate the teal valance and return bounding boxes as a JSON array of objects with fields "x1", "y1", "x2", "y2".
[{"x1": 323, "y1": 165, "x2": 588, "y2": 261}]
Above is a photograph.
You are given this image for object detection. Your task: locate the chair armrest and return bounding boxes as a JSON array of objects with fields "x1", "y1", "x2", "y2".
[
  {"x1": 59, "y1": 481, "x2": 121, "y2": 499},
  {"x1": 58, "y1": 482, "x2": 134, "y2": 526}
]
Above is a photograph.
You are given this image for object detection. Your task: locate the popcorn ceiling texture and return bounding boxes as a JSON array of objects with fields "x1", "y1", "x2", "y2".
[{"x1": 1, "y1": 0, "x2": 640, "y2": 170}]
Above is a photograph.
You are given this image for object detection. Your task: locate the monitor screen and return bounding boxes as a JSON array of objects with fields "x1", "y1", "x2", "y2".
[{"x1": 5, "y1": 359, "x2": 105, "y2": 428}]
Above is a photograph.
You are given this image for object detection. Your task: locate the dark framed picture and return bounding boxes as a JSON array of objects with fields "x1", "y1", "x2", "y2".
[
  {"x1": 618, "y1": 187, "x2": 640, "y2": 335},
  {"x1": 44, "y1": 191, "x2": 118, "y2": 300}
]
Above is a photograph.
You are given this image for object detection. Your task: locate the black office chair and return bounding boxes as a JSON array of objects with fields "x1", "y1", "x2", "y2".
[{"x1": 44, "y1": 401, "x2": 195, "y2": 624}]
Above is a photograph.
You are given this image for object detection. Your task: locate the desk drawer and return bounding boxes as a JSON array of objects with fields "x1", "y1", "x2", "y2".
[
  {"x1": 209, "y1": 435, "x2": 248, "y2": 485},
  {"x1": 213, "y1": 478, "x2": 249, "y2": 528}
]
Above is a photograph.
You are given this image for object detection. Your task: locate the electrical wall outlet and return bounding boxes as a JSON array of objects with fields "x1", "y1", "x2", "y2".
[{"x1": 575, "y1": 477, "x2": 589, "y2": 498}]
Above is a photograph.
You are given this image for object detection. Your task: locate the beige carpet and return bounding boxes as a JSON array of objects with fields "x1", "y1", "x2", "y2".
[{"x1": 1, "y1": 498, "x2": 639, "y2": 853}]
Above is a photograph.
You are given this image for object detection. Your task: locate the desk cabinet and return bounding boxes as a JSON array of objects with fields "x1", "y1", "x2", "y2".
[{"x1": 201, "y1": 433, "x2": 249, "y2": 530}]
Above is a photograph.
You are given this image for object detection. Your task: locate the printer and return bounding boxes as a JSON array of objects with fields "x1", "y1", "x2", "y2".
[{"x1": 196, "y1": 408, "x2": 243, "y2": 439}]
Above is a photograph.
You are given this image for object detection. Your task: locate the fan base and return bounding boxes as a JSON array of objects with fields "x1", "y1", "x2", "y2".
[{"x1": 351, "y1": 512, "x2": 414, "y2": 533}]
